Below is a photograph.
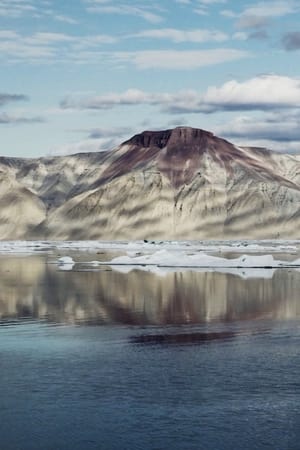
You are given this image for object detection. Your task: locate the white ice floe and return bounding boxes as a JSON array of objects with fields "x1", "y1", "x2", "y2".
[
  {"x1": 54, "y1": 249, "x2": 300, "y2": 279},
  {"x1": 0, "y1": 239, "x2": 299, "y2": 254},
  {"x1": 101, "y1": 250, "x2": 300, "y2": 279},
  {"x1": 108, "y1": 250, "x2": 300, "y2": 268},
  {"x1": 1, "y1": 239, "x2": 299, "y2": 279},
  {"x1": 57, "y1": 256, "x2": 75, "y2": 271}
]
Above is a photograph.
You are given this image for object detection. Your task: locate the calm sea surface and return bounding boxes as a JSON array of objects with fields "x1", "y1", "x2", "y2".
[{"x1": 0, "y1": 253, "x2": 299, "y2": 450}]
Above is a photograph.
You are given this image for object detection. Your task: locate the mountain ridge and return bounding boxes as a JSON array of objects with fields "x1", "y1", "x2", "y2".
[{"x1": 0, "y1": 126, "x2": 300, "y2": 240}]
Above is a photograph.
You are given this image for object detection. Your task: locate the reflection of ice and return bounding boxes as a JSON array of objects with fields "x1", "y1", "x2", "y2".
[
  {"x1": 0, "y1": 255, "x2": 299, "y2": 325},
  {"x1": 108, "y1": 264, "x2": 276, "y2": 279}
]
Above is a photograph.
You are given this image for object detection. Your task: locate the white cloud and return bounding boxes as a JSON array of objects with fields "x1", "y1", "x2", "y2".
[
  {"x1": 176, "y1": 0, "x2": 228, "y2": 15},
  {"x1": 221, "y1": 1, "x2": 298, "y2": 31},
  {"x1": 0, "y1": 30, "x2": 19, "y2": 39},
  {"x1": 54, "y1": 14, "x2": 78, "y2": 25},
  {"x1": 60, "y1": 88, "x2": 210, "y2": 113},
  {"x1": 0, "y1": 91, "x2": 43, "y2": 125},
  {"x1": 0, "y1": 112, "x2": 44, "y2": 124},
  {"x1": 61, "y1": 75, "x2": 300, "y2": 115},
  {"x1": 74, "y1": 34, "x2": 117, "y2": 48},
  {"x1": 175, "y1": 0, "x2": 226, "y2": 4},
  {"x1": 250, "y1": 140, "x2": 300, "y2": 153},
  {"x1": 0, "y1": 29, "x2": 246, "y2": 68},
  {"x1": 29, "y1": 32, "x2": 76, "y2": 43},
  {"x1": 241, "y1": 1, "x2": 296, "y2": 18},
  {"x1": 84, "y1": 0, "x2": 112, "y2": 3},
  {"x1": 0, "y1": 0, "x2": 37, "y2": 18},
  {"x1": 237, "y1": 15, "x2": 269, "y2": 29},
  {"x1": 50, "y1": 125, "x2": 134, "y2": 156},
  {"x1": 198, "y1": 0, "x2": 227, "y2": 4},
  {"x1": 0, "y1": 30, "x2": 117, "y2": 64},
  {"x1": 87, "y1": 126, "x2": 133, "y2": 139},
  {"x1": 236, "y1": 0, "x2": 298, "y2": 29},
  {"x1": 167, "y1": 75, "x2": 300, "y2": 113},
  {"x1": 60, "y1": 89, "x2": 169, "y2": 109},
  {"x1": 49, "y1": 138, "x2": 120, "y2": 156},
  {"x1": 216, "y1": 113, "x2": 300, "y2": 142},
  {"x1": 85, "y1": 2, "x2": 163, "y2": 23},
  {"x1": 214, "y1": 111, "x2": 300, "y2": 153},
  {"x1": 220, "y1": 9, "x2": 237, "y2": 18},
  {"x1": 112, "y1": 48, "x2": 249, "y2": 69},
  {"x1": 200, "y1": 75, "x2": 300, "y2": 111},
  {"x1": 0, "y1": 38, "x2": 56, "y2": 60},
  {"x1": 194, "y1": 8, "x2": 208, "y2": 15},
  {"x1": 130, "y1": 28, "x2": 228, "y2": 43},
  {"x1": 232, "y1": 32, "x2": 248, "y2": 41},
  {"x1": 0, "y1": 0, "x2": 78, "y2": 24}
]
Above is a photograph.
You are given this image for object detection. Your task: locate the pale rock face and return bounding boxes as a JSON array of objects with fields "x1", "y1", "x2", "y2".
[
  {"x1": 0, "y1": 168, "x2": 46, "y2": 239},
  {"x1": 0, "y1": 126, "x2": 299, "y2": 239}
]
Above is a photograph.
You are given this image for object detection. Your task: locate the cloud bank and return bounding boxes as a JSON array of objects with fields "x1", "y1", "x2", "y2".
[{"x1": 61, "y1": 75, "x2": 300, "y2": 113}]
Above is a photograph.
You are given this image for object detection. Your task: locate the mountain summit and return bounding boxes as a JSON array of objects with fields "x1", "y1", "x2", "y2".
[
  {"x1": 0, "y1": 127, "x2": 299, "y2": 239},
  {"x1": 123, "y1": 127, "x2": 214, "y2": 148}
]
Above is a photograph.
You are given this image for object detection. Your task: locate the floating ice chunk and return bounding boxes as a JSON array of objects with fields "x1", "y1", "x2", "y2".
[
  {"x1": 107, "y1": 250, "x2": 300, "y2": 269},
  {"x1": 57, "y1": 256, "x2": 74, "y2": 264},
  {"x1": 57, "y1": 256, "x2": 75, "y2": 271}
]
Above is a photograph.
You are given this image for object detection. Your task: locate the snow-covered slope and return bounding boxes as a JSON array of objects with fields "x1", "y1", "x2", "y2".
[{"x1": 0, "y1": 127, "x2": 299, "y2": 239}]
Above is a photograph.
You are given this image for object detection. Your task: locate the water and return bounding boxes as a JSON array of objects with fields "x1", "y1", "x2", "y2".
[{"x1": 0, "y1": 254, "x2": 300, "y2": 450}]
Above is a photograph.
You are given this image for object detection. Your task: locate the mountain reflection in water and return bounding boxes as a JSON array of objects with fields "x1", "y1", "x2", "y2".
[
  {"x1": 0, "y1": 255, "x2": 299, "y2": 326},
  {"x1": 131, "y1": 330, "x2": 238, "y2": 345}
]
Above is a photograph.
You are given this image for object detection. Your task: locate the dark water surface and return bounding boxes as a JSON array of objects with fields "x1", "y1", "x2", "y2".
[{"x1": 0, "y1": 255, "x2": 300, "y2": 450}]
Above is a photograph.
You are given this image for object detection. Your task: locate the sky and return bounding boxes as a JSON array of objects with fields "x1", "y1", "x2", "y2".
[{"x1": 1, "y1": 0, "x2": 300, "y2": 157}]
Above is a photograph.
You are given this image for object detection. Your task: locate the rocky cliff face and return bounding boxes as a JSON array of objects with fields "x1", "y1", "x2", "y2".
[{"x1": 0, "y1": 126, "x2": 300, "y2": 239}]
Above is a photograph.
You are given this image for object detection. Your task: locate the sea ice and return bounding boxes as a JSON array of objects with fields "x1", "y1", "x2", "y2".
[
  {"x1": 108, "y1": 250, "x2": 300, "y2": 268},
  {"x1": 57, "y1": 256, "x2": 75, "y2": 271},
  {"x1": 0, "y1": 239, "x2": 299, "y2": 254},
  {"x1": 53, "y1": 248, "x2": 300, "y2": 279}
]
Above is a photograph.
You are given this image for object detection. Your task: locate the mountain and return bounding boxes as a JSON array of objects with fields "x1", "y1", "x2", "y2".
[{"x1": 0, "y1": 126, "x2": 300, "y2": 240}]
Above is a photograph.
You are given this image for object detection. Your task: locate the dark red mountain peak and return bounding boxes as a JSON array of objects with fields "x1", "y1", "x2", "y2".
[{"x1": 122, "y1": 126, "x2": 214, "y2": 149}]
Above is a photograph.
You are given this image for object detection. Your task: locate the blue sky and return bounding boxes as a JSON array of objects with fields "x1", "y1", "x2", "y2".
[{"x1": 1, "y1": 0, "x2": 300, "y2": 157}]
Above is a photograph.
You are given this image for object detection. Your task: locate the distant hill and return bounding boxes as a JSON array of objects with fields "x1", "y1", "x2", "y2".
[{"x1": 0, "y1": 126, "x2": 300, "y2": 239}]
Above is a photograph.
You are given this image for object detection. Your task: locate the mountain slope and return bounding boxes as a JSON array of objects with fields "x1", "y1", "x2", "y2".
[{"x1": 1, "y1": 127, "x2": 300, "y2": 239}]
